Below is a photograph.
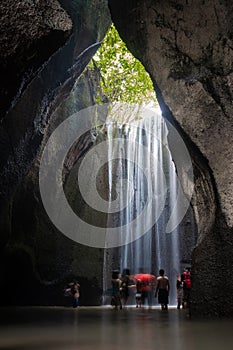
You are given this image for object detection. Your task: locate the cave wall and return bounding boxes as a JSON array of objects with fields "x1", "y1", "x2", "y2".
[
  {"x1": 0, "y1": 0, "x2": 72, "y2": 118},
  {"x1": 0, "y1": 0, "x2": 111, "y2": 306},
  {"x1": 109, "y1": 0, "x2": 233, "y2": 316},
  {"x1": 1, "y1": 0, "x2": 232, "y2": 316}
]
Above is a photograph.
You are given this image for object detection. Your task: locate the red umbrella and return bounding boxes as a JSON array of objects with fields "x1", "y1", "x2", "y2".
[{"x1": 133, "y1": 273, "x2": 156, "y2": 291}]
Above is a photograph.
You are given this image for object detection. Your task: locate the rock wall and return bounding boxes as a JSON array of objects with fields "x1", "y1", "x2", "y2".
[
  {"x1": 0, "y1": 0, "x2": 72, "y2": 118},
  {"x1": 109, "y1": 0, "x2": 233, "y2": 317},
  {"x1": 1, "y1": 0, "x2": 232, "y2": 316},
  {"x1": 0, "y1": 0, "x2": 111, "y2": 306}
]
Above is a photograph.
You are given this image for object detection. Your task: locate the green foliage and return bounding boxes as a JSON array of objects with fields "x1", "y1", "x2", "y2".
[{"x1": 89, "y1": 24, "x2": 157, "y2": 105}]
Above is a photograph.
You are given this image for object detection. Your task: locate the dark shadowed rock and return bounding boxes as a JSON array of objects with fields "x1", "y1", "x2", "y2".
[
  {"x1": 0, "y1": 0, "x2": 233, "y2": 316},
  {"x1": 0, "y1": 0, "x2": 72, "y2": 118},
  {"x1": 0, "y1": 0, "x2": 111, "y2": 306},
  {"x1": 109, "y1": 0, "x2": 233, "y2": 317}
]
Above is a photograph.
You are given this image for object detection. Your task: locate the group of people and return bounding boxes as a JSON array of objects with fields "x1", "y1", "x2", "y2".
[
  {"x1": 110, "y1": 268, "x2": 170, "y2": 310},
  {"x1": 64, "y1": 266, "x2": 192, "y2": 310},
  {"x1": 110, "y1": 267, "x2": 191, "y2": 311}
]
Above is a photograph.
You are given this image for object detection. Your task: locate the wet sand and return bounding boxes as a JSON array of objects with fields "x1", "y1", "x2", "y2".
[{"x1": 0, "y1": 306, "x2": 232, "y2": 350}]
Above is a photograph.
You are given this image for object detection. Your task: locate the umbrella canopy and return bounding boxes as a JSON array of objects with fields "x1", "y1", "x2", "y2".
[{"x1": 133, "y1": 273, "x2": 156, "y2": 291}]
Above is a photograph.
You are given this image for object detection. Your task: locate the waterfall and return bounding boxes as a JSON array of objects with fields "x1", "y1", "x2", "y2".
[{"x1": 102, "y1": 105, "x2": 184, "y2": 305}]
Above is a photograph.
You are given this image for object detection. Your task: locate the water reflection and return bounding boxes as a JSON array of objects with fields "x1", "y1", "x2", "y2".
[{"x1": 0, "y1": 307, "x2": 232, "y2": 350}]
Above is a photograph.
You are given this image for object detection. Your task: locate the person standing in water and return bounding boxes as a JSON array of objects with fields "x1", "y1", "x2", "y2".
[
  {"x1": 181, "y1": 267, "x2": 191, "y2": 309},
  {"x1": 70, "y1": 280, "x2": 80, "y2": 308},
  {"x1": 120, "y1": 268, "x2": 131, "y2": 308},
  {"x1": 176, "y1": 274, "x2": 183, "y2": 309},
  {"x1": 135, "y1": 279, "x2": 143, "y2": 308},
  {"x1": 155, "y1": 269, "x2": 170, "y2": 310},
  {"x1": 111, "y1": 270, "x2": 122, "y2": 310}
]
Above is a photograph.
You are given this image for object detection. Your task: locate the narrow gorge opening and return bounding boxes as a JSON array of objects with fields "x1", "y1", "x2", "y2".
[
  {"x1": 1, "y1": 0, "x2": 232, "y2": 320},
  {"x1": 63, "y1": 25, "x2": 198, "y2": 305}
]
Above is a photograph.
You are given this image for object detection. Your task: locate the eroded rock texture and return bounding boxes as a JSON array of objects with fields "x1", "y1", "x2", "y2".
[
  {"x1": 0, "y1": 0, "x2": 110, "y2": 306},
  {"x1": 109, "y1": 0, "x2": 233, "y2": 316},
  {"x1": 0, "y1": 0, "x2": 72, "y2": 118},
  {"x1": 0, "y1": 0, "x2": 232, "y2": 316}
]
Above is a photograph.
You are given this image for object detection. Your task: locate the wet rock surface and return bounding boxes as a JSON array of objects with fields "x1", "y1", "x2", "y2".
[
  {"x1": 0, "y1": 0, "x2": 233, "y2": 317},
  {"x1": 109, "y1": 0, "x2": 233, "y2": 316},
  {"x1": 0, "y1": 0, "x2": 72, "y2": 117},
  {"x1": 0, "y1": 0, "x2": 110, "y2": 306}
]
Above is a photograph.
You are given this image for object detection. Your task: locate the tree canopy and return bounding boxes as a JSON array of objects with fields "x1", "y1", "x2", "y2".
[{"x1": 89, "y1": 24, "x2": 157, "y2": 105}]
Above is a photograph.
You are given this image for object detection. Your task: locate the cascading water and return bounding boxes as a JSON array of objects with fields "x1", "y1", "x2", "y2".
[{"x1": 102, "y1": 105, "x2": 188, "y2": 305}]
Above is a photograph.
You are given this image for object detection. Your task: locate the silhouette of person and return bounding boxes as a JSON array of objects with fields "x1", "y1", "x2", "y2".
[
  {"x1": 120, "y1": 268, "x2": 131, "y2": 307},
  {"x1": 176, "y1": 274, "x2": 183, "y2": 309},
  {"x1": 181, "y1": 267, "x2": 191, "y2": 309},
  {"x1": 111, "y1": 270, "x2": 122, "y2": 310},
  {"x1": 155, "y1": 269, "x2": 170, "y2": 310},
  {"x1": 70, "y1": 280, "x2": 80, "y2": 308},
  {"x1": 135, "y1": 279, "x2": 143, "y2": 308}
]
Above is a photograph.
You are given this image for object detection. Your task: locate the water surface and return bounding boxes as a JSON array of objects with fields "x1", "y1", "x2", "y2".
[{"x1": 0, "y1": 306, "x2": 232, "y2": 350}]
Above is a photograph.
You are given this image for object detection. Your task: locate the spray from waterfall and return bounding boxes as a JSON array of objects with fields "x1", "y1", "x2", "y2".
[{"x1": 101, "y1": 105, "x2": 183, "y2": 305}]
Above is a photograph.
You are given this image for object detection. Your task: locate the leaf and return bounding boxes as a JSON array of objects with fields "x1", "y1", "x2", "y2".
[{"x1": 87, "y1": 24, "x2": 158, "y2": 106}]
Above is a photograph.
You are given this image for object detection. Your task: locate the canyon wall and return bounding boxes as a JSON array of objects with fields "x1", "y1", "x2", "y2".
[
  {"x1": 0, "y1": 0, "x2": 110, "y2": 306},
  {"x1": 0, "y1": 0, "x2": 232, "y2": 316},
  {"x1": 109, "y1": 0, "x2": 233, "y2": 316}
]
